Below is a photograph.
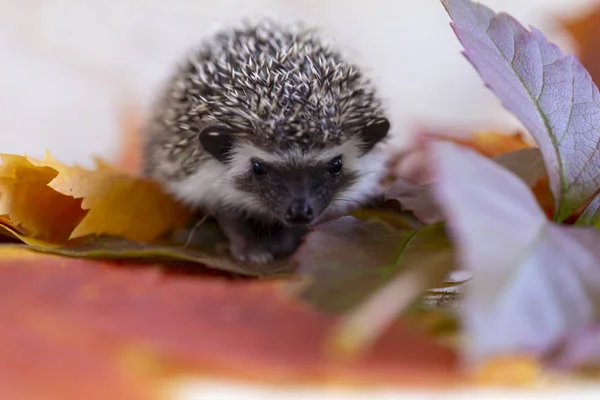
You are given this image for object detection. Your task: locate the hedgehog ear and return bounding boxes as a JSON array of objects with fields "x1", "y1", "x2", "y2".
[
  {"x1": 358, "y1": 119, "x2": 390, "y2": 153},
  {"x1": 198, "y1": 126, "x2": 237, "y2": 163}
]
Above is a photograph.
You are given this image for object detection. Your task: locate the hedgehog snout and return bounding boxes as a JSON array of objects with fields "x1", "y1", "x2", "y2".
[{"x1": 284, "y1": 198, "x2": 314, "y2": 226}]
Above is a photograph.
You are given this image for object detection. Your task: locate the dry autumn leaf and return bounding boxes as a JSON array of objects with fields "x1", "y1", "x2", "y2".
[
  {"x1": 441, "y1": 131, "x2": 533, "y2": 158},
  {"x1": 390, "y1": 131, "x2": 555, "y2": 220},
  {"x1": 0, "y1": 214, "x2": 294, "y2": 277},
  {"x1": 0, "y1": 154, "x2": 86, "y2": 241},
  {"x1": 0, "y1": 151, "x2": 191, "y2": 244},
  {"x1": 391, "y1": 130, "x2": 535, "y2": 185}
]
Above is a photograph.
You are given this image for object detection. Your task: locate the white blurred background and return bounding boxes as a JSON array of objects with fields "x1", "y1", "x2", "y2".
[{"x1": 0, "y1": 0, "x2": 595, "y2": 167}]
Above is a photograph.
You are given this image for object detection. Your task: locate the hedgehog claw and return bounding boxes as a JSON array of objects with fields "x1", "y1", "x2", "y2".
[
  {"x1": 217, "y1": 214, "x2": 276, "y2": 264},
  {"x1": 230, "y1": 242, "x2": 275, "y2": 264}
]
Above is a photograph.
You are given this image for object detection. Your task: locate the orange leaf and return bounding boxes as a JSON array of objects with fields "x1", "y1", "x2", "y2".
[
  {"x1": 391, "y1": 130, "x2": 555, "y2": 216},
  {"x1": 441, "y1": 132, "x2": 557, "y2": 216},
  {"x1": 532, "y1": 176, "x2": 555, "y2": 219},
  {"x1": 0, "y1": 247, "x2": 460, "y2": 398},
  {"x1": 431, "y1": 130, "x2": 533, "y2": 157},
  {"x1": 27, "y1": 151, "x2": 191, "y2": 243},
  {"x1": 0, "y1": 154, "x2": 86, "y2": 242},
  {"x1": 392, "y1": 130, "x2": 535, "y2": 185},
  {"x1": 562, "y1": 5, "x2": 600, "y2": 88}
]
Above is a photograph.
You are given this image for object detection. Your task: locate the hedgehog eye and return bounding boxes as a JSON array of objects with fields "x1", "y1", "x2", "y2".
[
  {"x1": 327, "y1": 156, "x2": 343, "y2": 176},
  {"x1": 252, "y1": 159, "x2": 267, "y2": 177}
]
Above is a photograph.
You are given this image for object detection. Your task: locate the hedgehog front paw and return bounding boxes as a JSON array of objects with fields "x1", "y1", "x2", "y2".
[
  {"x1": 217, "y1": 216, "x2": 275, "y2": 264},
  {"x1": 229, "y1": 241, "x2": 275, "y2": 264}
]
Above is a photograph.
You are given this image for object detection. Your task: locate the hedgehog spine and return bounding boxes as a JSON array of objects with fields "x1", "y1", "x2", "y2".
[{"x1": 142, "y1": 19, "x2": 391, "y2": 263}]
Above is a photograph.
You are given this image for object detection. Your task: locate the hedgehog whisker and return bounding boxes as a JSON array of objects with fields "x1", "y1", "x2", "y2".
[{"x1": 331, "y1": 197, "x2": 362, "y2": 206}]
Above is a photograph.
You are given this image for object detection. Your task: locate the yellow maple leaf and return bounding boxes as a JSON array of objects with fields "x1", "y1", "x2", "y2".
[
  {"x1": 32, "y1": 151, "x2": 191, "y2": 242},
  {"x1": 428, "y1": 130, "x2": 534, "y2": 158},
  {"x1": 469, "y1": 131, "x2": 533, "y2": 157},
  {"x1": 0, "y1": 152, "x2": 191, "y2": 244},
  {"x1": 0, "y1": 154, "x2": 86, "y2": 241}
]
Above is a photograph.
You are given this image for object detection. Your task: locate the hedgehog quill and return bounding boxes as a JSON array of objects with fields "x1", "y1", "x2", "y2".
[{"x1": 142, "y1": 20, "x2": 391, "y2": 263}]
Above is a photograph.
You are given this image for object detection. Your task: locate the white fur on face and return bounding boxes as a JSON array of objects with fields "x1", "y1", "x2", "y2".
[
  {"x1": 321, "y1": 146, "x2": 388, "y2": 221},
  {"x1": 164, "y1": 157, "x2": 270, "y2": 216},
  {"x1": 165, "y1": 138, "x2": 389, "y2": 219}
]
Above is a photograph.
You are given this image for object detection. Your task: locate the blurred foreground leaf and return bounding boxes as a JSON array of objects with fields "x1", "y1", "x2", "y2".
[
  {"x1": 328, "y1": 224, "x2": 456, "y2": 357},
  {"x1": 388, "y1": 147, "x2": 549, "y2": 224},
  {"x1": 289, "y1": 214, "x2": 456, "y2": 352},
  {"x1": 432, "y1": 140, "x2": 600, "y2": 367},
  {"x1": 0, "y1": 248, "x2": 460, "y2": 399},
  {"x1": 291, "y1": 217, "x2": 414, "y2": 312}
]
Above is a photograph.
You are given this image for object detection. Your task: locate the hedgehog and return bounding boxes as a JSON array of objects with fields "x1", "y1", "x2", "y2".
[{"x1": 142, "y1": 19, "x2": 391, "y2": 263}]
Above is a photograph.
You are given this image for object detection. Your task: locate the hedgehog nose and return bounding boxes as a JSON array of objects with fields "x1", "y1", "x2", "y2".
[{"x1": 285, "y1": 199, "x2": 314, "y2": 225}]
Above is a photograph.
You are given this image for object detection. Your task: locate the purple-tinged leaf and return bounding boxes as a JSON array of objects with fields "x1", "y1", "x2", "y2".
[
  {"x1": 387, "y1": 147, "x2": 547, "y2": 225},
  {"x1": 432, "y1": 140, "x2": 600, "y2": 366},
  {"x1": 547, "y1": 324, "x2": 600, "y2": 370},
  {"x1": 443, "y1": 0, "x2": 600, "y2": 222},
  {"x1": 386, "y1": 180, "x2": 444, "y2": 225}
]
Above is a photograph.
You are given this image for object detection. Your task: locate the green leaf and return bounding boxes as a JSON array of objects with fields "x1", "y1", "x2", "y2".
[
  {"x1": 576, "y1": 195, "x2": 600, "y2": 227},
  {"x1": 290, "y1": 216, "x2": 417, "y2": 313},
  {"x1": 290, "y1": 214, "x2": 455, "y2": 357},
  {"x1": 328, "y1": 224, "x2": 456, "y2": 357}
]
